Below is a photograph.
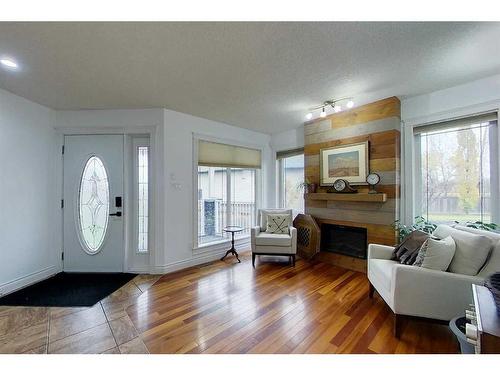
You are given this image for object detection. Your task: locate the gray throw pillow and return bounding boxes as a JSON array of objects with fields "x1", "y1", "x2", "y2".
[{"x1": 392, "y1": 230, "x2": 429, "y2": 265}]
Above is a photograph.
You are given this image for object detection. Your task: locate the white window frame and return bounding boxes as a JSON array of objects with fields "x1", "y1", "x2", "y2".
[
  {"x1": 277, "y1": 148, "x2": 304, "y2": 210},
  {"x1": 132, "y1": 137, "x2": 150, "y2": 254},
  {"x1": 402, "y1": 105, "x2": 500, "y2": 225},
  {"x1": 192, "y1": 133, "x2": 263, "y2": 251}
]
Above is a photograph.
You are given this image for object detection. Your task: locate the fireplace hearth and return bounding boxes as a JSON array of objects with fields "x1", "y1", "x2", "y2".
[{"x1": 320, "y1": 223, "x2": 367, "y2": 259}]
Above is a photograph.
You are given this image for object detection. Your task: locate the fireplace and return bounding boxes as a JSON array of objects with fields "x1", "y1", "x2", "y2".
[{"x1": 320, "y1": 223, "x2": 367, "y2": 259}]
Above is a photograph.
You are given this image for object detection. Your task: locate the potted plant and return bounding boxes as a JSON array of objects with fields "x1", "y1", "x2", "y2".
[
  {"x1": 298, "y1": 178, "x2": 318, "y2": 194},
  {"x1": 393, "y1": 217, "x2": 499, "y2": 244}
]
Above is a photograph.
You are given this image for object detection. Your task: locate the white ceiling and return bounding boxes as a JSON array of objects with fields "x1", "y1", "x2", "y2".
[{"x1": 1, "y1": 22, "x2": 500, "y2": 134}]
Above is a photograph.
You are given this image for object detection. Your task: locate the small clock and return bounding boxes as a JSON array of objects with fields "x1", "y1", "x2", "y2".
[
  {"x1": 366, "y1": 173, "x2": 381, "y2": 194},
  {"x1": 329, "y1": 179, "x2": 358, "y2": 193}
]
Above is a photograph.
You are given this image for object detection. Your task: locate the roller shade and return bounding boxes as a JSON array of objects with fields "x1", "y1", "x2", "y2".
[
  {"x1": 413, "y1": 112, "x2": 497, "y2": 135},
  {"x1": 276, "y1": 148, "x2": 304, "y2": 159},
  {"x1": 198, "y1": 140, "x2": 261, "y2": 169}
]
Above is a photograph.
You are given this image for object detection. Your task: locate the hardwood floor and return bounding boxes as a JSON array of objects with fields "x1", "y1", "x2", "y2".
[{"x1": 126, "y1": 252, "x2": 459, "y2": 354}]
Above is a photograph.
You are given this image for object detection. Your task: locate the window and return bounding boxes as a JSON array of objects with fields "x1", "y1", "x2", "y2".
[
  {"x1": 196, "y1": 140, "x2": 260, "y2": 247},
  {"x1": 78, "y1": 156, "x2": 109, "y2": 254},
  {"x1": 277, "y1": 149, "x2": 304, "y2": 217},
  {"x1": 414, "y1": 114, "x2": 498, "y2": 224},
  {"x1": 137, "y1": 146, "x2": 149, "y2": 253}
]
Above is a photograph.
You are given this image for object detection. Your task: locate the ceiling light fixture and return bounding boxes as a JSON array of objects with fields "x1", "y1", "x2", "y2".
[
  {"x1": 305, "y1": 97, "x2": 354, "y2": 121},
  {"x1": 0, "y1": 58, "x2": 18, "y2": 69}
]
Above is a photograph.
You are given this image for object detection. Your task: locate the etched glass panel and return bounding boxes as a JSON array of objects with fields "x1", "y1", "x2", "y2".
[
  {"x1": 137, "y1": 146, "x2": 149, "y2": 253},
  {"x1": 79, "y1": 156, "x2": 109, "y2": 253}
]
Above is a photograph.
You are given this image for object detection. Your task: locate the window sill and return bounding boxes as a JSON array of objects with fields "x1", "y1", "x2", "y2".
[{"x1": 193, "y1": 235, "x2": 250, "y2": 253}]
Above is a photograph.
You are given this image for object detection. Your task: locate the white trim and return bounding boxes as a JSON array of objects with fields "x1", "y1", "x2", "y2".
[
  {"x1": 153, "y1": 239, "x2": 250, "y2": 275},
  {"x1": 0, "y1": 265, "x2": 59, "y2": 297}
]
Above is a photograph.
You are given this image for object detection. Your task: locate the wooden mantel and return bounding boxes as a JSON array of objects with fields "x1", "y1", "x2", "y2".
[{"x1": 305, "y1": 192, "x2": 387, "y2": 203}]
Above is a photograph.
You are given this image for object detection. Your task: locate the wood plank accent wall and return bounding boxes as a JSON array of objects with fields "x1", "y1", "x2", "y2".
[{"x1": 304, "y1": 97, "x2": 401, "y2": 255}]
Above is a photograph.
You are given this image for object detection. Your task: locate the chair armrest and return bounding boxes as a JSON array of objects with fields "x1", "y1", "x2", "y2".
[
  {"x1": 368, "y1": 243, "x2": 394, "y2": 260},
  {"x1": 251, "y1": 226, "x2": 260, "y2": 252},
  {"x1": 391, "y1": 264, "x2": 483, "y2": 320},
  {"x1": 289, "y1": 226, "x2": 297, "y2": 254}
]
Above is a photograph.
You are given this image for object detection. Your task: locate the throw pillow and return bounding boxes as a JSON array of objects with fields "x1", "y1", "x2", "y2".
[
  {"x1": 392, "y1": 230, "x2": 429, "y2": 265},
  {"x1": 266, "y1": 214, "x2": 291, "y2": 234},
  {"x1": 414, "y1": 236, "x2": 456, "y2": 271},
  {"x1": 432, "y1": 225, "x2": 492, "y2": 276}
]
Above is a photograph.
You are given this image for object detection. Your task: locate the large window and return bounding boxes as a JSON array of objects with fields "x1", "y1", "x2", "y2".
[
  {"x1": 277, "y1": 149, "x2": 305, "y2": 217},
  {"x1": 196, "y1": 140, "x2": 260, "y2": 247},
  {"x1": 414, "y1": 113, "x2": 498, "y2": 224}
]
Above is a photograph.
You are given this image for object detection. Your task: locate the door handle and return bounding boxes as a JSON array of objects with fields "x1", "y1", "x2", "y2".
[{"x1": 109, "y1": 212, "x2": 122, "y2": 217}]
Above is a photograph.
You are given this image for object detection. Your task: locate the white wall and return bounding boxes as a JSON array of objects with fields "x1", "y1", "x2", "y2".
[
  {"x1": 0, "y1": 89, "x2": 60, "y2": 295},
  {"x1": 270, "y1": 126, "x2": 304, "y2": 152},
  {"x1": 402, "y1": 73, "x2": 500, "y2": 125},
  {"x1": 161, "y1": 109, "x2": 272, "y2": 270},
  {"x1": 55, "y1": 108, "x2": 273, "y2": 274}
]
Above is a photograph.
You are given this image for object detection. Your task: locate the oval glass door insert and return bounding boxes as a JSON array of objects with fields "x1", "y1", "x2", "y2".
[{"x1": 78, "y1": 156, "x2": 109, "y2": 254}]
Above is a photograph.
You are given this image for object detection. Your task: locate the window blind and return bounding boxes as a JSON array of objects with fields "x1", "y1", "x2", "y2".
[
  {"x1": 276, "y1": 148, "x2": 304, "y2": 159},
  {"x1": 413, "y1": 112, "x2": 497, "y2": 135},
  {"x1": 198, "y1": 140, "x2": 261, "y2": 169}
]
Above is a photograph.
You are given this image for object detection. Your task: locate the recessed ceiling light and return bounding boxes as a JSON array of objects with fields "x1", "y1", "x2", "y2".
[
  {"x1": 305, "y1": 112, "x2": 313, "y2": 121},
  {"x1": 334, "y1": 105, "x2": 342, "y2": 113},
  {"x1": 346, "y1": 100, "x2": 354, "y2": 109},
  {"x1": 1, "y1": 58, "x2": 18, "y2": 69}
]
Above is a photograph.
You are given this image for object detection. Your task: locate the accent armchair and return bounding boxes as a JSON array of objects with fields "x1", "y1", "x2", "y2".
[{"x1": 251, "y1": 209, "x2": 297, "y2": 268}]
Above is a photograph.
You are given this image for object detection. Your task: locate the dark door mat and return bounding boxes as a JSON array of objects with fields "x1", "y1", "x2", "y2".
[{"x1": 0, "y1": 272, "x2": 137, "y2": 307}]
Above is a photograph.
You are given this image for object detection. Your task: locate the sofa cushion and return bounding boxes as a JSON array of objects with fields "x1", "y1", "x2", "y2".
[
  {"x1": 454, "y1": 225, "x2": 500, "y2": 277},
  {"x1": 369, "y1": 259, "x2": 395, "y2": 293},
  {"x1": 414, "y1": 236, "x2": 456, "y2": 271},
  {"x1": 478, "y1": 242, "x2": 500, "y2": 278},
  {"x1": 433, "y1": 225, "x2": 492, "y2": 276},
  {"x1": 392, "y1": 230, "x2": 429, "y2": 265},
  {"x1": 254, "y1": 232, "x2": 292, "y2": 247},
  {"x1": 254, "y1": 245, "x2": 295, "y2": 255}
]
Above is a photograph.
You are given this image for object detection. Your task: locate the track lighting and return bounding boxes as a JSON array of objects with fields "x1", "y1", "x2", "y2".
[{"x1": 305, "y1": 97, "x2": 354, "y2": 121}]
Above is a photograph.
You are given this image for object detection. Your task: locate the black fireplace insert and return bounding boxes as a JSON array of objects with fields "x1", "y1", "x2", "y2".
[{"x1": 320, "y1": 223, "x2": 367, "y2": 259}]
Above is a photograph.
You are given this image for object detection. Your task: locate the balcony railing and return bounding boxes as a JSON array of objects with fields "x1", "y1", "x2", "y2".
[{"x1": 198, "y1": 199, "x2": 256, "y2": 244}]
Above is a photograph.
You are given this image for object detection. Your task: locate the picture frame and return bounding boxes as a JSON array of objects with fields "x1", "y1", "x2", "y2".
[{"x1": 319, "y1": 141, "x2": 369, "y2": 186}]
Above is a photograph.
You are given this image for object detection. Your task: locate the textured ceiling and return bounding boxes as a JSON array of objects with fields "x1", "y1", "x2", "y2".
[{"x1": 1, "y1": 22, "x2": 500, "y2": 134}]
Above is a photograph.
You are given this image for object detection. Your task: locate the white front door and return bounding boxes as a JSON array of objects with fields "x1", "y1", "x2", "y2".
[{"x1": 63, "y1": 135, "x2": 124, "y2": 272}]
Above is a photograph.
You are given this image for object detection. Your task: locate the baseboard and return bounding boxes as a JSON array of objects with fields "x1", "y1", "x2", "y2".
[
  {"x1": 151, "y1": 241, "x2": 250, "y2": 275},
  {"x1": 0, "y1": 264, "x2": 60, "y2": 297}
]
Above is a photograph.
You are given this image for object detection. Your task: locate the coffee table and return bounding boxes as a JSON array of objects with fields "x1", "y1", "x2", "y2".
[{"x1": 220, "y1": 226, "x2": 244, "y2": 263}]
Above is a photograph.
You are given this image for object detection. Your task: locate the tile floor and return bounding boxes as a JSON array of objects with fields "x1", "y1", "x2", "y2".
[{"x1": 0, "y1": 274, "x2": 160, "y2": 354}]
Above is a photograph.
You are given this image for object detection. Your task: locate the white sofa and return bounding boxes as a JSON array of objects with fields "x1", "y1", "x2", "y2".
[
  {"x1": 251, "y1": 209, "x2": 297, "y2": 267},
  {"x1": 368, "y1": 224, "x2": 500, "y2": 337}
]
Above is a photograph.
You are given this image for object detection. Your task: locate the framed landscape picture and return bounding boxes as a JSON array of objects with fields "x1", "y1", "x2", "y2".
[{"x1": 319, "y1": 141, "x2": 369, "y2": 186}]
